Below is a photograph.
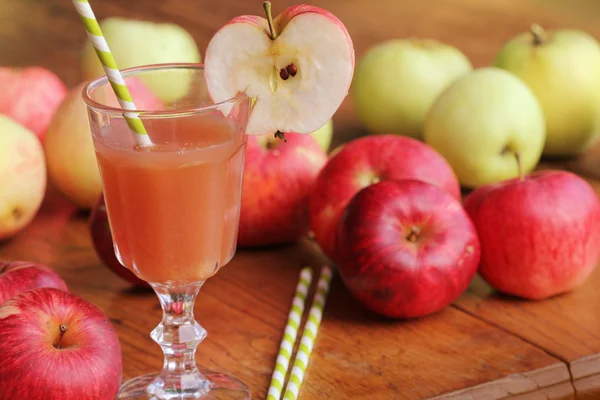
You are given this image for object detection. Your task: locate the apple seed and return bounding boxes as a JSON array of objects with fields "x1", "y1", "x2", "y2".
[
  {"x1": 287, "y1": 63, "x2": 298, "y2": 77},
  {"x1": 280, "y1": 68, "x2": 290, "y2": 80}
]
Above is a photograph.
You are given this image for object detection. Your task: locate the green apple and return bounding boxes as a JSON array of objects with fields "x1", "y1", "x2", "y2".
[
  {"x1": 352, "y1": 38, "x2": 472, "y2": 140},
  {"x1": 494, "y1": 25, "x2": 600, "y2": 157},
  {"x1": 80, "y1": 17, "x2": 201, "y2": 103},
  {"x1": 310, "y1": 119, "x2": 333, "y2": 152},
  {"x1": 423, "y1": 67, "x2": 546, "y2": 188}
]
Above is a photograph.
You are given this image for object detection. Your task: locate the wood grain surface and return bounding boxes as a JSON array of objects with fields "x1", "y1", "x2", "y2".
[{"x1": 2, "y1": 0, "x2": 600, "y2": 399}]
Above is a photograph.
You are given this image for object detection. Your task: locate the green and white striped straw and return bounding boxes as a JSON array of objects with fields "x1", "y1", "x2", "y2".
[
  {"x1": 267, "y1": 267, "x2": 313, "y2": 400},
  {"x1": 72, "y1": 0, "x2": 152, "y2": 147},
  {"x1": 283, "y1": 266, "x2": 334, "y2": 400}
]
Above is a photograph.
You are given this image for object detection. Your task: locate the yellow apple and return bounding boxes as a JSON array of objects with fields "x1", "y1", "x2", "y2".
[
  {"x1": 352, "y1": 38, "x2": 472, "y2": 140},
  {"x1": 80, "y1": 17, "x2": 201, "y2": 103},
  {"x1": 494, "y1": 25, "x2": 600, "y2": 157},
  {"x1": 0, "y1": 115, "x2": 46, "y2": 240},
  {"x1": 44, "y1": 78, "x2": 163, "y2": 210},
  {"x1": 423, "y1": 67, "x2": 546, "y2": 188},
  {"x1": 310, "y1": 119, "x2": 333, "y2": 152}
]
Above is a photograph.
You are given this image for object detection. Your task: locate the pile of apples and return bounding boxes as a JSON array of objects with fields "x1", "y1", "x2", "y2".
[
  {"x1": 311, "y1": 24, "x2": 600, "y2": 319},
  {"x1": 0, "y1": 261, "x2": 122, "y2": 399}
]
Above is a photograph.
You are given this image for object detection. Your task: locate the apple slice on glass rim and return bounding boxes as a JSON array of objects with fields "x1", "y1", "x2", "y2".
[{"x1": 204, "y1": 1, "x2": 355, "y2": 138}]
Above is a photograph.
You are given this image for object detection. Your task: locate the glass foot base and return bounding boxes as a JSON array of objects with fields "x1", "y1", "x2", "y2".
[{"x1": 118, "y1": 371, "x2": 251, "y2": 400}]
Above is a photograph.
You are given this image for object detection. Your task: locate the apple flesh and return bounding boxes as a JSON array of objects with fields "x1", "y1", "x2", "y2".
[
  {"x1": 464, "y1": 170, "x2": 600, "y2": 299},
  {"x1": 494, "y1": 25, "x2": 600, "y2": 156},
  {"x1": 89, "y1": 195, "x2": 150, "y2": 288},
  {"x1": 0, "y1": 115, "x2": 47, "y2": 240},
  {"x1": 80, "y1": 17, "x2": 202, "y2": 103},
  {"x1": 0, "y1": 66, "x2": 68, "y2": 143},
  {"x1": 204, "y1": 3, "x2": 354, "y2": 136},
  {"x1": 44, "y1": 78, "x2": 163, "y2": 209},
  {"x1": 352, "y1": 38, "x2": 472, "y2": 140},
  {"x1": 423, "y1": 67, "x2": 546, "y2": 188},
  {"x1": 0, "y1": 261, "x2": 68, "y2": 305},
  {"x1": 0, "y1": 287, "x2": 122, "y2": 400},
  {"x1": 309, "y1": 134, "x2": 460, "y2": 260},
  {"x1": 238, "y1": 133, "x2": 328, "y2": 247},
  {"x1": 335, "y1": 180, "x2": 480, "y2": 319}
]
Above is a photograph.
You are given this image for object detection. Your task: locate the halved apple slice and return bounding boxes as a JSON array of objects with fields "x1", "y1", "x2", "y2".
[{"x1": 204, "y1": 2, "x2": 355, "y2": 136}]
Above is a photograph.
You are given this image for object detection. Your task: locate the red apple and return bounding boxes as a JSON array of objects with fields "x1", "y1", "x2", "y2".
[
  {"x1": 335, "y1": 179, "x2": 480, "y2": 319},
  {"x1": 463, "y1": 170, "x2": 600, "y2": 299},
  {"x1": 89, "y1": 195, "x2": 150, "y2": 288},
  {"x1": 0, "y1": 66, "x2": 68, "y2": 143},
  {"x1": 238, "y1": 133, "x2": 328, "y2": 247},
  {"x1": 310, "y1": 134, "x2": 460, "y2": 260},
  {"x1": 0, "y1": 287, "x2": 122, "y2": 400},
  {"x1": 0, "y1": 261, "x2": 68, "y2": 305}
]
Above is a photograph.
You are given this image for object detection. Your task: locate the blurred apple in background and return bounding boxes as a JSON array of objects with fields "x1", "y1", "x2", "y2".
[
  {"x1": 352, "y1": 38, "x2": 472, "y2": 140},
  {"x1": 310, "y1": 134, "x2": 460, "y2": 260},
  {"x1": 464, "y1": 169, "x2": 600, "y2": 300},
  {"x1": 310, "y1": 119, "x2": 334, "y2": 152},
  {"x1": 424, "y1": 67, "x2": 545, "y2": 188},
  {"x1": 44, "y1": 78, "x2": 162, "y2": 210},
  {"x1": 335, "y1": 180, "x2": 480, "y2": 319},
  {"x1": 80, "y1": 17, "x2": 202, "y2": 103},
  {"x1": 89, "y1": 195, "x2": 149, "y2": 288},
  {"x1": 0, "y1": 115, "x2": 47, "y2": 240},
  {"x1": 0, "y1": 66, "x2": 68, "y2": 143},
  {"x1": 238, "y1": 133, "x2": 328, "y2": 247},
  {"x1": 0, "y1": 261, "x2": 68, "y2": 305},
  {"x1": 0, "y1": 288, "x2": 122, "y2": 400},
  {"x1": 494, "y1": 25, "x2": 600, "y2": 157}
]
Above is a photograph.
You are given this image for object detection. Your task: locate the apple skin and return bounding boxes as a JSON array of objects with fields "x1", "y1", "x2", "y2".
[
  {"x1": 463, "y1": 170, "x2": 600, "y2": 300},
  {"x1": 238, "y1": 133, "x2": 328, "y2": 247},
  {"x1": 335, "y1": 179, "x2": 480, "y2": 319},
  {"x1": 81, "y1": 17, "x2": 201, "y2": 103},
  {"x1": 0, "y1": 115, "x2": 47, "y2": 240},
  {"x1": 352, "y1": 38, "x2": 472, "y2": 140},
  {"x1": 0, "y1": 66, "x2": 68, "y2": 143},
  {"x1": 494, "y1": 26, "x2": 600, "y2": 156},
  {"x1": 0, "y1": 287, "x2": 122, "y2": 400},
  {"x1": 0, "y1": 261, "x2": 69, "y2": 306},
  {"x1": 310, "y1": 119, "x2": 333, "y2": 152},
  {"x1": 44, "y1": 78, "x2": 163, "y2": 210},
  {"x1": 309, "y1": 134, "x2": 460, "y2": 260},
  {"x1": 423, "y1": 67, "x2": 546, "y2": 188},
  {"x1": 89, "y1": 195, "x2": 150, "y2": 288}
]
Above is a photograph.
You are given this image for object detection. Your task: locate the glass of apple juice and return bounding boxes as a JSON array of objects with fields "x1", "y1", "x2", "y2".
[{"x1": 83, "y1": 63, "x2": 251, "y2": 400}]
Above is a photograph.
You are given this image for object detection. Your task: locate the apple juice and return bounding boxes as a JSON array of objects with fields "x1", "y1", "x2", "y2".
[{"x1": 92, "y1": 113, "x2": 247, "y2": 285}]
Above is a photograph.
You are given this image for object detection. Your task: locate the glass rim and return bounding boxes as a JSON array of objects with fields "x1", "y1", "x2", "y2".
[{"x1": 82, "y1": 63, "x2": 249, "y2": 117}]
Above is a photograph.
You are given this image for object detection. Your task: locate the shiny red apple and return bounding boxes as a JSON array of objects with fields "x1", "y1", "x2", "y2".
[
  {"x1": 238, "y1": 133, "x2": 328, "y2": 247},
  {"x1": 0, "y1": 260, "x2": 68, "y2": 305},
  {"x1": 335, "y1": 179, "x2": 480, "y2": 319},
  {"x1": 310, "y1": 134, "x2": 460, "y2": 260},
  {"x1": 89, "y1": 195, "x2": 149, "y2": 288},
  {"x1": 464, "y1": 170, "x2": 600, "y2": 299},
  {"x1": 0, "y1": 287, "x2": 122, "y2": 399}
]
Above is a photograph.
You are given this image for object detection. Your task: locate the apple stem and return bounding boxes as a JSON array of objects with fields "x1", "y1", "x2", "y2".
[
  {"x1": 515, "y1": 152, "x2": 524, "y2": 181},
  {"x1": 263, "y1": 1, "x2": 278, "y2": 40},
  {"x1": 406, "y1": 226, "x2": 421, "y2": 243},
  {"x1": 530, "y1": 24, "x2": 545, "y2": 46},
  {"x1": 274, "y1": 130, "x2": 287, "y2": 142},
  {"x1": 54, "y1": 324, "x2": 68, "y2": 349}
]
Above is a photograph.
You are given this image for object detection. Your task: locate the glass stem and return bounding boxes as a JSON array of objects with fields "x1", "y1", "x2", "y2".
[{"x1": 148, "y1": 282, "x2": 210, "y2": 398}]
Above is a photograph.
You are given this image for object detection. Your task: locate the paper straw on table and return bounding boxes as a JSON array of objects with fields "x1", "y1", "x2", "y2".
[
  {"x1": 283, "y1": 266, "x2": 334, "y2": 400},
  {"x1": 267, "y1": 267, "x2": 314, "y2": 400},
  {"x1": 71, "y1": 0, "x2": 152, "y2": 147}
]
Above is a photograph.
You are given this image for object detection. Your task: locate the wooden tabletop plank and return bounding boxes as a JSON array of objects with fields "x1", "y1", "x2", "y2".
[{"x1": 0, "y1": 191, "x2": 572, "y2": 399}]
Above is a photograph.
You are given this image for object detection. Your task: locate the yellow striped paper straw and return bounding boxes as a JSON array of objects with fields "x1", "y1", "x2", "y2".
[
  {"x1": 71, "y1": 0, "x2": 152, "y2": 147},
  {"x1": 283, "y1": 266, "x2": 334, "y2": 400},
  {"x1": 267, "y1": 267, "x2": 313, "y2": 400}
]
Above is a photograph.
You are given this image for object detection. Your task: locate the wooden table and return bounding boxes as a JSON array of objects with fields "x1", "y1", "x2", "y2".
[{"x1": 2, "y1": 0, "x2": 600, "y2": 398}]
